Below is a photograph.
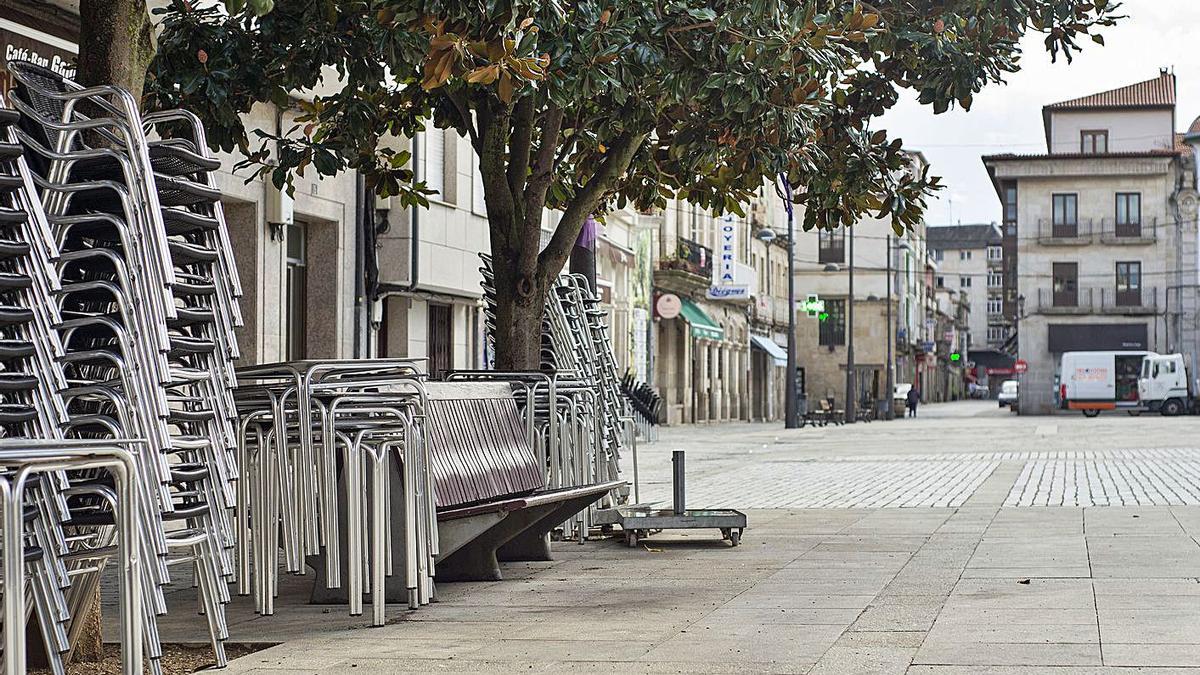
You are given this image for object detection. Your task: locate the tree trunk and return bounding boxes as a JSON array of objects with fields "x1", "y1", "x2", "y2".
[
  {"x1": 491, "y1": 240, "x2": 544, "y2": 371},
  {"x1": 78, "y1": 0, "x2": 156, "y2": 98},
  {"x1": 66, "y1": 0, "x2": 155, "y2": 664}
]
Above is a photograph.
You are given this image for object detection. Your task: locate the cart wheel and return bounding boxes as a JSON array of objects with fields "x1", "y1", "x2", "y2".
[
  {"x1": 720, "y1": 528, "x2": 731, "y2": 540},
  {"x1": 626, "y1": 531, "x2": 639, "y2": 548},
  {"x1": 729, "y1": 530, "x2": 741, "y2": 547}
]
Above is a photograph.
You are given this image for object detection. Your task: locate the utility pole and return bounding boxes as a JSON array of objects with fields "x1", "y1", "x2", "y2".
[
  {"x1": 845, "y1": 227, "x2": 856, "y2": 424},
  {"x1": 781, "y1": 176, "x2": 799, "y2": 429},
  {"x1": 886, "y1": 233, "x2": 894, "y2": 420}
]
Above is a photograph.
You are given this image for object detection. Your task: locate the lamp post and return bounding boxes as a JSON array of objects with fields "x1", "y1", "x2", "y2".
[
  {"x1": 845, "y1": 227, "x2": 855, "y2": 424},
  {"x1": 780, "y1": 176, "x2": 800, "y2": 429}
]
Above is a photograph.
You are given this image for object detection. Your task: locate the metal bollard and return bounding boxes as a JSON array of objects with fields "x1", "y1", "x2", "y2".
[{"x1": 672, "y1": 450, "x2": 685, "y2": 515}]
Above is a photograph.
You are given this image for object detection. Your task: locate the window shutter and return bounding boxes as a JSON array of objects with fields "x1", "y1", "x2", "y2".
[
  {"x1": 471, "y1": 156, "x2": 487, "y2": 216},
  {"x1": 423, "y1": 125, "x2": 445, "y2": 197}
]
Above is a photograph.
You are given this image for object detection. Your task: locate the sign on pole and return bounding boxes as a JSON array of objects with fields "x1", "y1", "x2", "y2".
[{"x1": 1014, "y1": 359, "x2": 1028, "y2": 374}]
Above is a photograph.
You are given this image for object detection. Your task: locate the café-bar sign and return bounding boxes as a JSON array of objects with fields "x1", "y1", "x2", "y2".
[{"x1": 1, "y1": 19, "x2": 79, "y2": 81}]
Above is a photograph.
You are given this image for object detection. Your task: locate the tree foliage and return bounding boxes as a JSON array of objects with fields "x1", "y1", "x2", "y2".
[{"x1": 147, "y1": 0, "x2": 1120, "y2": 366}]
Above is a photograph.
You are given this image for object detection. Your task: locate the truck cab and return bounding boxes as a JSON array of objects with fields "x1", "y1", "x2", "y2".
[{"x1": 1138, "y1": 354, "x2": 1195, "y2": 415}]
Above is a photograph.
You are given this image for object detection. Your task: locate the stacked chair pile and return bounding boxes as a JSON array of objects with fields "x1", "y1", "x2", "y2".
[
  {"x1": 231, "y1": 359, "x2": 437, "y2": 626},
  {"x1": 620, "y1": 372, "x2": 662, "y2": 442},
  {"x1": 0, "y1": 59, "x2": 243, "y2": 674},
  {"x1": 478, "y1": 254, "x2": 636, "y2": 539}
]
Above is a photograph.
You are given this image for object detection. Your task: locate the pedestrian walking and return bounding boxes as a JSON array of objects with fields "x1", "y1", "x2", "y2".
[{"x1": 906, "y1": 387, "x2": 920, "y2": 418}]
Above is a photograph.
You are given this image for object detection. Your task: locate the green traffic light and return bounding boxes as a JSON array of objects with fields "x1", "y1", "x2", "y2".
[{"x1": 819, "y1": 312, "x2": 829, "y2": 322}]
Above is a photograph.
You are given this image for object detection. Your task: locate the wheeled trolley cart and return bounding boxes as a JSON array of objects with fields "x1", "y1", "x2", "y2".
[{"x1": 615, "y1": 451, "x2": 746, "y2": 547}]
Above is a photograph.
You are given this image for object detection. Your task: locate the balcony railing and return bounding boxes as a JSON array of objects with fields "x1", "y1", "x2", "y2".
[
  {"x1": 1036, "y1": 286, "x2": 1162, "y2": 315},
  {"x1": 1098, "y1": 217, "x2": 1159, "y2": 245},
  {"x1": 1099, "y1": 286, "x2": 1159, "y2": 315},
  {"x1": 1036, "y1": 287, "x2": 1094, "y2": 314},
  {"x1": 1037, "y1": 218, "x2": 1094, "y2": 245}
]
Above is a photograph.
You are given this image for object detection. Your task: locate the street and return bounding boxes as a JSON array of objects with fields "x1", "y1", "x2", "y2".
[{"x1": 157, "y1": 401, "x2": 1200, "y2": 673}]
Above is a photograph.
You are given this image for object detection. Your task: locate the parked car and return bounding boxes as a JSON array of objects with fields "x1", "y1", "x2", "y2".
[
  {"x1": 968, "y1": 382, "x2": 989, "y2": 399},
  {"x1": 998, "y1": 380, "x2": 1019, "y2": 409}
]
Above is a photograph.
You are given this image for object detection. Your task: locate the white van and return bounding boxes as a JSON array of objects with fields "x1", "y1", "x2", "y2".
[{"x1": 1059, "y1": 351, "x2": 1154, "y2": 417}]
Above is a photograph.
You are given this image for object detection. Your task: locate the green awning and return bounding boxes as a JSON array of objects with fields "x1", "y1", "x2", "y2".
[{"x1": 679, "y1": 297, "x2": 724, "y2": 341}]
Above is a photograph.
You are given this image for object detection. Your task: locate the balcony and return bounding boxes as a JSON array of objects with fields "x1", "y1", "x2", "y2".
[
  {"x1": 1036, "y1": 287, "x2": 1094, "y2": 315},
  {"x1": 1099, "y1": 286, "x2": 1159, "y2": 315},
  {"x1": 1098, "y1": 217, "x2": 1159, "y2": 245},
  {"x1": 654, "y1": 237, "x2": 713, "y2": 294},
  {"x1": 1035, "y1": 287, "x2": 1161, "y2": 316},
  {"x1": 1036, "y1": 218, "x2": 1093, "y2": 246}
]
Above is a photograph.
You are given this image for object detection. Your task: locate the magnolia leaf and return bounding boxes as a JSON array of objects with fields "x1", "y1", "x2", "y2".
[
  {"x1": 247, "y1": 0, "x2": 273, "y2": 16},
  {"x1": 498, "y1": 71, "x2": 514, "y2": 103}
]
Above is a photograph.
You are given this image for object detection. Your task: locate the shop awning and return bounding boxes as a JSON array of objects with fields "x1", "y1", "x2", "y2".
[
  {"x1": 750, "y1": 335, "x2": 788, "y2": 366},
  {"x1": 680, "y1": 297, "x2": 724, "y2": 341}
]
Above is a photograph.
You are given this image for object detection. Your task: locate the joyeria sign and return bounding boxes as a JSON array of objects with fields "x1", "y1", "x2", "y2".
[{"x1": 708, "y1": 215, "x2": 751, "y2": 300}]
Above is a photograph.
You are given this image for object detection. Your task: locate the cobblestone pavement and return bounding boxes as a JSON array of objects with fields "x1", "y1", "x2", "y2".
[{"x1": 104, "y1": 401, "x2": 1200, "y2": 673}]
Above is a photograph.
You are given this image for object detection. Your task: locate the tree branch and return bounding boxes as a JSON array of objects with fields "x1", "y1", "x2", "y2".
[
  {"x1": 445, "y1": 88, "x2": 482, "y2": 153},
  {"x1": 522, "y1": 102, "x2": 564, "y2": 227},
  {"x1": 506, "y1": 95, "x2": 535, "y2": 211},
  {"x1": 477, "y1": 100, "x2": 522, "y2": 255},
  {"x1": 536, "y1": 131, "x2": 648, "y2": 283}
]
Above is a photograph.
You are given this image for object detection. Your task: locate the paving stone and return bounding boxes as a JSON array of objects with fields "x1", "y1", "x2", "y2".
[{"x1": 913, "y1": 641, "x2": 1103, "y2": 667}]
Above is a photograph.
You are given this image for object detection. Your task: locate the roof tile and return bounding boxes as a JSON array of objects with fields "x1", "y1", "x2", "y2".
[{"x1": 1044, "y1": 72, "x2": 1175, "y2": 111}]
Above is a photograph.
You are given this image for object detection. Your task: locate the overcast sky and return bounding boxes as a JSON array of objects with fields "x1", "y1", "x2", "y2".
[{"x1": 879, "y1": 0, "x2": 1200, "y2": 227}]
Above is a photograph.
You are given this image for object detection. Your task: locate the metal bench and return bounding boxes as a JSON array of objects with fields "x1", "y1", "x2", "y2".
[{"x1": 423, "y1": 381, "x2": 623, "y2": 582}]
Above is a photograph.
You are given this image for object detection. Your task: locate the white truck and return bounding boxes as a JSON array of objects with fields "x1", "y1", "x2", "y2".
[
  {"x1": 1059, "y1": 351, "x2": 1154, "y2": 417},
  {"x1": 1137, "y1": 353, "x2": 1200, "y2": 416}
]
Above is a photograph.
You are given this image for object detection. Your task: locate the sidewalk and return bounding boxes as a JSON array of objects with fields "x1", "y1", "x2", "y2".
[{"x1": 115, "y1": 401, "x2": 1200, "y2": 673}]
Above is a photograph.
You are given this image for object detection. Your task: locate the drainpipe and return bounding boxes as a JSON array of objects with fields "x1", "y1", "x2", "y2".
[
  {"x1": 407, "y1": 135, "x2": 421, "y2": 293},
  {"x1": 354, "y1": 172, "x2": 366, "y2": 357}
]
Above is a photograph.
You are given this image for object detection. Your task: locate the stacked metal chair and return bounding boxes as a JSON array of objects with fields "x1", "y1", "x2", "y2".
[
  {"x1": 2, "y1": 59, "x2": 245, "y2": 672},
  {"x1": 0, "y1": 104, "x2": 149, "y2": 675},
  {"x1": 478, "y1": 254, "x2": 634, "y2": 539},
  {"x1": 232, "y1": 360, "x2": 437, "y2": 627}
]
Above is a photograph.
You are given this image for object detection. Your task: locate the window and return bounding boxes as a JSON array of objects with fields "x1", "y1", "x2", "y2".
[
  {"x1": 933, "y1": 249, "x2": 944, "y2": 262},
  {"x1": 1115, "y1": 192, "x2": 1142, "y2": 237},
  {"x1": 1052, "y1": 194, "x2": 1078, "y2": 237},
  {"x1": 1053, "y1": 262, "x2": 1078, "y2": 307},
  {"x1": 1115, "y1": 261, "x2": 1142, "y2": 307},
  {"x1": 471, "y1": 156, "x2": 487, "y2": 216},
  {"x1": 428, "y1": 303, "x2": 453, "y2": 377},
  {"x1": 818, "y1": 229, "x2": 845, "y2": 264},
  {"x1": 819, "y1": 299, "x2": 846, "y2": 346},
  {"x1": 959, "y1": 276, "x2": 971, "y2": 288},
  {"x1": 420, "y1": 125, "x2": 445, "y2": 198},
  {"x1": 987, "y1": 297, "x2": 1003, "y2": 314},
  {"x1": 987, "y1": 245, "x2": 1002, "y2": 261},
  {"x1": 1002, "y1": 184, "x2": 1018, "y2": 227},
  {"x1": 988, "y1": 271, "x2": 1003, "y2": 288},
  {"x1": 987, "y1": 326, "x2": 1006, "y2": 342},
  {"x1": 959, "y1": 250, "x2": 972, "y2": 261},
  {"x1": 1081, "y1": 129, "x2": 1109, "y2": 155},
  {"x1": 285, "y1": 222, "x2": 308, "y2": 360},
  {"x1": 935, "y1": 276, "x2": 945, "y2": 289}
]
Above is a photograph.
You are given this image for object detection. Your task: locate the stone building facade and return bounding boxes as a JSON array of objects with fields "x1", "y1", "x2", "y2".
[{"x1": 984, "y1": 71, "x2": 1200, "y2": 414}]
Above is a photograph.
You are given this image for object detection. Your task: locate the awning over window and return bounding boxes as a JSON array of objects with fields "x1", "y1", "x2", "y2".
[
  {"x1": 750, "y1": 335, "x2": 787, "y2": 366},
  {"x1": 679, "y1": 297, "x2": 724, "y2": 341}
]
